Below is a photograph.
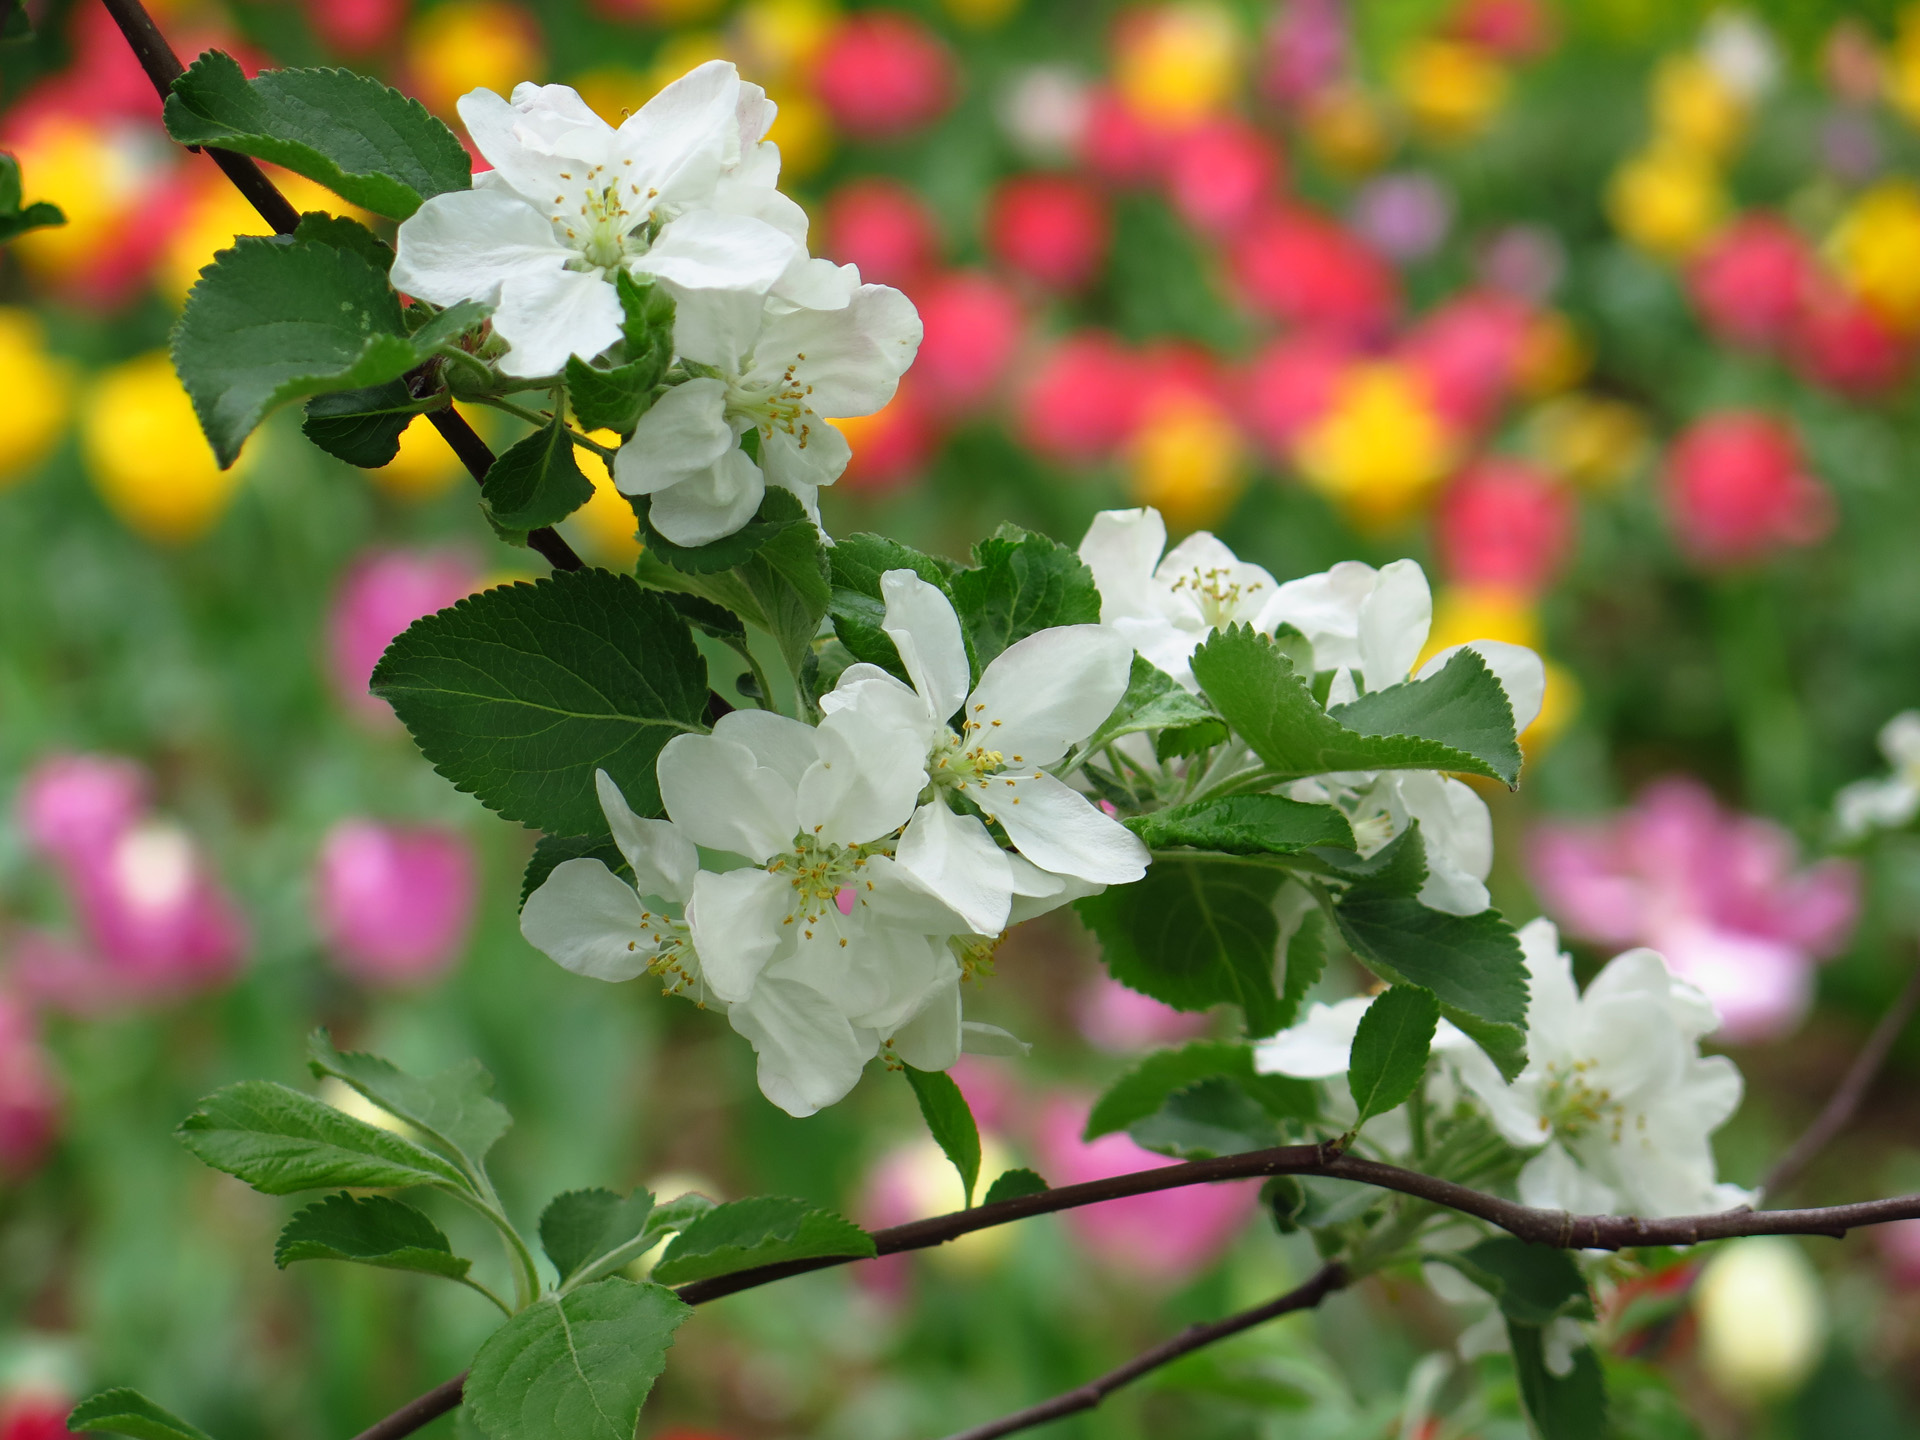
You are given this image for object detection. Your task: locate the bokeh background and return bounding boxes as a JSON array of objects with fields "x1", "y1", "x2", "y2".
[{"x1": 5, "y1": 0, "x2": 1920, "y2": 1435}]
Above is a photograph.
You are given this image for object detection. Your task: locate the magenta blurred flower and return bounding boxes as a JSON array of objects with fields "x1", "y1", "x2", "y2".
[
  {"x1": 821, "y1": 178, "x2": 942, "y2": 290},
  {"x1": 1076, "y1": 85, "x2": 1166, "y2": 185},
  {"x1": 1350, "y1": 172, "x2": 1454, "y2": 264},
  {"x1": 1241, "y1": 332, "x2": 1351, "y2": 457},
  {"x1": 1435, "y1": 456, "x2": 1575, "y2": 595},
  {"x1": 15, "y1": 753, "x2": 147, "y2": 870},
  {"x1": 0, "y1": 994, "x2": 59, "y2": 1175},
  {"x1": 1790, "y1": 279, "x2": 1914, "y2": 398},
  {"x1": 328, "y1": 549, "x2": 480, "y2": 721},
  {"x1": 1229, "y1": 204, "x2": 1399, "y2": 339},
  {"x1": 1662, "y1": 413, "x2": 1834, "y2": 568},
  {"x1": 1531, "y1": 778, "x2": 1859, "y2": 1042},
  {"x1": 313, "y1": 819, "x2": 477, "y2": 988},
  {"x1": 813, "y1": 13, "x2": 955, "y2": 140},
  {"x1": 66, "y1": 822, "x2": 250, "y2": 996},
  {"x1": 1034, "y1": 1096, "x2": 1256, "y2": 1282},
  {"x1": 986, "y1": 173, "x2": 1111, "y2": 291},
  {"x1": 1687, "y1": 214, "x2": 1812, "y2": 353},
  {"x1": 1016, "y1": 331, "x2": 1141, "y2": 464},
  {"x1": 1400, "y1": 289, "x2": 1534, "y2": 432},
  {"x1": 1074, "y1": 975, "x2": 1210, "y2": 1053},
  {"x1": 912, "y1": 270, "x2": 1025, "y2": 417},
  {"x1": 1261, "y1": 0, "x2": 1348, "y2": 105},
  {"x1": 1819, "y1": 111, "x2": 1881, "y2": 184},
  {"x1": 1476, "y1": 224, "x2": 1565, "y2": 302},
  {"x1": 1873, "y1": 1218, "x2": 1920, "y2": 1287},
  {"x1": 1164, "y1": 119, "x2": 1281, "y2": 236}
]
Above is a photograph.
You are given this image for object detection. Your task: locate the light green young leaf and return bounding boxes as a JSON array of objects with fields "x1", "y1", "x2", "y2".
[
  {"x1": 1275, "y1": 907, "x2": 1329, "y2": 1033},
  {"x1": 162, "y1": 52, "x2": 471, "y2": 218},
  {"x1": 1509, "y1": 1325, "x2": 1608, "y2": 1440},
  {"x1": 903, "y1": 1066, "x2": 981, "y2": 1206},
  {"x1": 463, "y1": 1278, "x2": 691, "y2": 1440},
  {"x1": 1129, "y1": 794, "x2": 1354, "y2": 856},
  {"x1": 1190, "y1": 626, "x2": 1521, "y2": 787},
  {"x1": 948, "y1": 525, "x2": 1101, "y2": 668},
  {"x1": 981, "y1": 1168, "x2": 1049, "y2": 1205},
  {"x1": 274, "y1": 1192, "x2": 471, "y2": 1281},
  {"x1": 482, "y1": 417, "x2": 594, "y2": 531},
  {"x1": 306, "y1": 1031, "x2": 510, "y2": 1181},
  {"x1": 649, "y1": 1197, "x2": 875, "y2": 1286},
  {"x1": 176, "y1": 1081, "x2": 470, "y2": 1196},
  {"x1": 1346, "y1": 985, "x2": 1439, "y2": 1129},
  {"x1": 69, "y1": 1391, "x2": 214, "y2": 1440},
  {"x1": 1081, "y1": 655, "x2": 1224, "y2": 758},
  {"x1": 539, "y1": 1187, "x2": 658, "y2": 1285},
  {"x1": 369, "y1": 569, "x2": 709, "y2": 835},
  {"x1": 0, "y1": 153, "x2": 63, "y2": 242}
]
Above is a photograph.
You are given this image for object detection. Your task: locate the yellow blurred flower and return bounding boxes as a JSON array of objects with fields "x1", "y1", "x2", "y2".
[
  {"x1": 1606, "y1": 142, "x2": 1725, "y2": 259},
  {"x1": 5, "y1": 118, "x2": 152, "y2": 288},
  {"x1": 1515, "y1": 312, "x2": 1591, "y2": 398},
  {"x1": 0, "y1": 309, "x2": 75, "y2": 486},
  {"x1": 766, "y1": 88, "x2": 832, "y2": 179},
  {"x1": 160, "y1": 171, "x2": 364, "y2": 306},
  {"x1": 1650, "y1": 53, "x2": 1747, "y2": 159},
  {"x1": 1828, "y1": 180, "x2": 1920, "y2": 332},
  {"x1": 81, "y1": 351, "x2": 253, "y2": 543},
  {"x1": 1420, "y1": 587, "x2": 1575, "y2": 753},
  {"x1": 563, "y1": 431, "x2": 643, "y2": 567},
  {"x1": 646, "y1": 32, "x2": 734, "y2": 97},
  {"x1": 1300, "y1": 85, "x2": 1394, "y2": 176},
  {"x1": 1697, "y1": 1239, "x2": 1826, "y2": 1402},
  {"x1": 1113, "y1": 3, "x2": 1241, "y2": 130},
  {"x1": 570, "y1": 67, "x2": 653, "y2": 125},
  {"x1": 1394, "y1": 39, "x2": 1508, "y2": 143},
  {"x1": 1527, "y1": 394, "x2": 1648, "y2": 489},
  {"x1": 1294, "y1": 364, "x2": 1456, "y2": 531},
  {"x1": 738, "y1": 0, "x2": 839, "y2": 73},
  {"x1": 1127, "y1": 396, "x2": 1246, "y2": 533},
  {"x1": 406, "y1": 0, "x2": 543, "y2": 118},
  {"x1": 1885, "y1": 7, "x2": 1920, "y2": 123},
  {"x1": 369, "y1": 413, "x2": 466, "y2": 502}
]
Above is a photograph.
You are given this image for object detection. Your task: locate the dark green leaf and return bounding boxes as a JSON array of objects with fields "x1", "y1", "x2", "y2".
[
  {"x1": 482, "y1": 417, "x2": 595, "y2": 531},
  {"x1": 1509, "y1": 1324, "x2": 1608, "y2": 1440},
  {"x1": 2, "y1": 0, "x2": 32, "y2": 43},
  {"x1": 1154, "y1": 718, "x2": 1230, "y2": 760},
  {"x1": 1129, "y1": 1078, "x2": 1283, "y2": 1159},
  {"x1": 292, "y1": 211, "x2": 393, "y2": 271},
  {"x1": 172, "y1": 236, "x2": 485, "y2": 466},
  {"x1": 644, "y1": 1192, "x2": 717, "y2": 1239},
  {"x1": 1314, "y1": 825, "x2": 1427, "y2": 896},
  {"x1": 306, "y1": 1032, "x2": 511, "y2": 1180},
  {"x1": 176, "y1": 1081, "x2": 470, "y2": 1196},
  {"x1": 949, "y1": 525, "x2": 1100, "y2": 667},
  {"x1": 634, "y1": 486, "x2": 806, "y2": 574},
  {"x1": 1347, "y1": 985, "x2": 1439, "y2": 1128},
  {"x1": 827, "y1": 532, "x2": 962, "y2": 682},
  {"x1": 1130, "y1": 795, "x2": 1354, "y2": 856},
  {"x1": 649, "y1": 1197, "x2": 875, "y2": 1286},
  {"x1": 981, "y1": 1168, "x2": 1049, "y2": 1205},
  {"x1": 1276, "y1": 909, "x2": 1329, "y2": 1033},
  {"x1": 1075, "y1": 856, "x2": 1285, "y2": 1034},
  {"x1": 302, "y1": 381, "x2": 445, "y2": 467},
  {"x1": 903, "y1": 1066, "x2": 981, "y2": 1206},
  {"x1": 163, "y1": 53, "x2": 471, "y2": 218},
  {"x1": 539, "y1": 1187, "x2": 658, "y2": 1285},
  {"x1": 1082, "y1": 655, "x2": 1222, "y2": 757},
  {"x1": 520, "y1": 834, "x2": 628, "y2": 908},
  {"x1": 565, "y1": 273, "x2": 674, "y2": 432},
  {"x1": 737, "y1": 496, "x2": 830, "y2": 681},
  {"x1": 274, "y1": 1192, "x2": 470, "y2": 1280},
  {"x1": 0, "y1": 153, "x2": 63, "y2": 241},
  {"x1": 370, "y1": 569, "x2": 709, "y2": 834},
  {"x1": 1190, "y1": 626, "x2": 1522, "y2": 787},
  {"x1": 69, "y1": 1391, "x2": 214, "y2": 1440},
  {"x1": 1435, "y1": 1237, "x2": 1594, "y2": 1326},
  {"x1": 661, "y1": 590, "x2": 745, "y2": 642},
  {"x1": 1086, "y1": 1040, "x2": 1261, "y2": 1139},
  {"x1": 464, "y1": 1278, "x2": 690, "y2": 1440}
]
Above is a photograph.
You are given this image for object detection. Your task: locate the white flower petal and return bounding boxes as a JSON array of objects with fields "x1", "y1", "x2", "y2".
[
  {"x1": 759, "y1": 415, "x2": 851, "y2": 497},
  {"x1": 391, "y1": 188, "x2": 571, "y2": 308},
  {"x1": 638, "y1": 209, "x2": 799, "y2": 295},
  {"x1": 667, "y1": 286, "x2": 770, "y2": 371},
  {"x1": 656, "y1": 732, "x2": 794, "y2": 861},
  {"x1": 973, "y1": 770, "x2": 1150, "y2": 885},
  {"x1": 890, "y1": 975, "x2": 962, "y2": 1072},
  {"x1": 493, "y1": 264, "x2": 625, "y2": 378},
  {"x1": 594, "y1": 770, "x2": 697, "y2": 902},
  {"x1": 1254, "y1": 560, "x2": 1380, "y2": 672},
  {"x1": 1078, "y1": 507, "x2": 1167, "y2": 622},
  {"x1": 620, "y1": 59, "x2": 739, "y2": 205},
  {"x1": 646, "y1": 448, "x2": 765, "y2": 547},
  {"x1": 893, "y1": 801, "x2": 1014, "y2": 935},
  {"x1": 751, "y1": 283, "x2": 922, "y2": 417},
  {"x1": 613, "y1": 378, "x2": 733, "y2": 495},
  {"x1": 1253, "y1": 996, "x2": 1375, "y2": 1078},
  {"x1": 961, "y1": 1020, "x2": 1032, "y2": 1056},
  {"x1": 456, "y1": 88, "x2": 587, "y2": 202},
  {"x1": 519, "y1": 859, "x2": 656, "y2": 981},
  {"x1": 967, "y1": 624, "x2": 1135, "y2": 768},
  {"x1": 684, "y1": 867, "x2": 791, "y2": 1001},
  {"x1": 728, "y1": 974, "x2": 875, "y2": 1116},
  {"x1": 1357, "y1": 559, "x2": 1432, "y2": 691},
  {"x1": 712, "y1": 710, "x2": 819, "y2": 789},
  {"x1": 880, "y1": 570, "x2": 971, "y2": 723},
  {"x1": 1516, "y1": 1142, "x2": 1620, "y2": 1214},
  {"x1": 799, "y1": 705, "x2": 928, "y2": 846}
]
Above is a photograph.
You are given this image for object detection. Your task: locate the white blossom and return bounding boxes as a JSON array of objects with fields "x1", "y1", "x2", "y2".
[
  {"x1": 1833, "y1": 710, "x2": 1920, "y2": 840},
  {"x1": 391, "y1": 64, "x2": 804, "y2": 379}
]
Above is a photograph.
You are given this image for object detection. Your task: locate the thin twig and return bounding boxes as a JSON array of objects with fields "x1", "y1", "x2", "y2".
[
  {"x1": 936, "y1": 1263, "x2": 1349, "y2": 1440},
  {"x1": 97, "y1": 0, "x2": 586, "y2": 574},
  {"x1": 348, "y1": 1373, "x2": 466, "y2": 1440},
  {"x1": 1762, "y1": 954, "x2": 1920, "y2": 1199}
]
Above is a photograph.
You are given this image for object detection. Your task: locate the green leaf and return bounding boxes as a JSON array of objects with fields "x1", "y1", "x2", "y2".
[
  {"x1": 370, "y1": 568, "x2": 709, "y2": 835},
  {"x1": 0, "y1": 153, "x2": 64, "y2": 242},
  {"x1": 948, "y1": 525, "x2": 1100, "y2": 667},
  {"x1": 1130, "y1": 795, "x2": 1354, "y2": 855},
  {"x1": 1434, "y1": 1237, "x2": 1594, "y2": 1326},
  {"x1": 274, "y1": 1192, "x2": 471, "y2": 1280},
  {"x1": 1509, "y1": 1324, "x2": 1608, "y2": 1440},
  {"x1": 1129, "y1": 1076, "x2": 1286, "y2": 1159},
  {"x1": 644, "y1": 1192, "x2": 717, "y2": 1238},
  {"x1": 981, "y1": 1168, "x2": 1049, "y2": 1205},
  {"x1": 539, "y1": 1187, "x2": 658, "y2": 1284},
  {"x1": 177, "y1": 1081, "x2": 471, "y2": 1196},
  {"x1": 566, "y1": 273, "x2": 674, "y2": 433},
  {"x1": 2, "y1": 0, "x2": 33, "y2": 43},
  {"x1": 292, "y1": 210, "x2": 394, "y2": 271},
  {"x1": 736, "y1": 494, "x2": 830, "y2": 681},
  {"x1": 163, "y1": 53, "x2": 471, "y2": 219},
  {"x1": 1086, "y1": 1040, "x2": 1261, "y2": 1139},
  {"x1": 1276, "y1": 908, "x2": 1329, "y2": 1032},
  {"x1": 172, "y1": 236, "x2": 486, "y2": 466},
  {"x1": 483, "y1": 417, "x2": 595, "y2": 531},
  {"x1": 1079, "y1": 657, "x2": 1224, "y2": 759},
  {"x1": 69, "y1": 1391, "x2": 215, "y2": 1440},
  {"x1": 649, "y1": 1197, "x2": 875, "y2": 1286},
  {"x1": 463, "y1": 1278, "x2": 690, "y2": 1440},
  {"x1": 306, "y1": 1031, "x2": 511, "y2": 1181},
  {"x1": 1190, "y1": 626, "x2": 1522, "y2": 787},
  {"x1": 1346, "y1": 985, "x2": 1439, "y2": 1128},
  {"x1": 1075, "y1": 856, "x2": 1285, "y2": 1035},
  {"x1": 827, "y1": 533, "x2": 962, "y2": 683},
  {"x1": 903, "y1": 1066, "x2": 981, "y2": 1206},
  {"x1": 520, "y1": 834, "x2": 628, "y2": 908},
  {"x1": 634, "y1": 486, "x2": 806, "y2": 574},
  {"x1": 302, "y1": 382, "x2": 445, "y2": 468}
]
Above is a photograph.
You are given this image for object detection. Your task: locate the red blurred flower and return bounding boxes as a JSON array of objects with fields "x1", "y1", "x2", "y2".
[
  {"x1": 1400, "y1": 289, "x2": 1535, "y2": 432},
  {"x1": 1663, "y1": 412, "x2": 1834, "y2": 567},
  {"x1": 314, "y1": 820, "x2": 477, "y2": 988},
  {"x1": 1790, "y1": 279, "x2": 1914, "y2": 397},
  {"x1": 1241, "y1": 332, "x2": 1351, "y2": 456},
  {"x1": 1015, "y1": 332, "x2": 1141, "y2": 463},
  {"x1": 328, "y1": 549, "x2": 482, "y2": 723},
  {"x1": 1687, "y1": 215, "x2": 1813, "y2": 352},
  {"x1": 912, "y1": 270, "x2": 1025, "y2": 416},
  {"x1": 837, "y1": 377, "x2": 938, "y2": 493},
  {"x1": 1164, "y1": 118, "x2": 1281, "y2": 236},
  {"x1": 1435, "y1": 456, "x2": 1575, "y2": 594},
  {"x1": 1447, "y1": 0, "x2": 1554, "y2": 58},
  {"x1": 303, "y1": 0, "x2": 407, "y2": 53},
  {"x1": 0, "y1": 1393, "x2": 75, "y2": 1440},
  {"x1": 0, "y1": 998, "x2": 60, "y2": 1176},
  {"x1": 821, "y1": 178, "x2": 941, "y2": 290},
  {"x1": 1076, "y1": 85, "x2": 1167, "y2": 184},
  {"x1": 986, "y1": 173, "x2": 1110, "y2": 291},
  {"x1": 1228, "y1": 203, "x2": 1398, "y2": 338},
  {"x1": 813, "y1": 13, "x2": 956, "y2": 140}
]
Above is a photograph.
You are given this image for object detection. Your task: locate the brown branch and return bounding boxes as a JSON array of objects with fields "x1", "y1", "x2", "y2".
[
  {"x1": 935, "y1": 1264, "x2": 1349, "y2": 1440},
  {"x1": 1762, "y1": 955, "x2": 1920, "y2": 1199},
  {"x1": 348, "y1": 1374, "x2": 466, "y2": 1440},
  {"x1": 96, "y1": 0, "x2": 586, "y2": 574}
]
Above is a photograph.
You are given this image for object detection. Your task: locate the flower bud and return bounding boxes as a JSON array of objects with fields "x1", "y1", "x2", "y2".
[
  {"x1": 986, "y1": 173, "x2": 1110, "y2": 291},
  {"x1": 1663, "y1": 412, "x2": 1833, "y2": 567},
  {"x1": 327, "y1": 549, "x2": 483, "y2": 722},
  {"x1": 314, "y1": 820, "x2": 477, "y2": 988},
  {"x1": 822, "y1": 178, "x2": 942, "y2": 290},
  {"x1": 813, "y1": 12, "x2": 955, "y2": 139}
]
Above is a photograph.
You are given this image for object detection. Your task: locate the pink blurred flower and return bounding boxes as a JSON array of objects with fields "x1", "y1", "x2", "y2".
[
  {"x1": 65, "y1": 822, "x2": 250, "y2": 996},
  {"x1": 0, "y1": 1391, "x2": 78, "y2": 1440},
  {"x1": 1447, "y1": 0, "x2": 1554, "y2": 58},
  {"x1": 1351, "y1": 172, "x2": 1454, "y2": 264},
  {"x1": 1790, "y1": 280, "x2": 1914, "y2": 398},
  {"x1": 1531, "y1": 777, "x2": 1860, "y2": 1042},
  {"x1": 1077, "y1": 85, "x2": 1167, "y2": 185},
  {"x1": 1241, "y1": 332, "x2": 1351, "y2": 457},
  {"x1": 1820, "y1": 111, "x2": 1881, "y2": 184},
  {"x1": 1686, "y1": 215, "x2": 1813, "y2": 353},
  {"x1": 1164, "y1": 119, "x2": 1281, "y2": 236},
  {"x1": 1476, "y1": 224, "x2": 1564, "y2": 302},
  {"x1": 1662, "y1": 413, "x2": 1834, "y2": 568},
  {"x1": 314, "y1": 820, "x2": 477, "y2": 988},
  {"x1": 328, "y1": 549, "x2": 481, "y2": 721},
  {"x1": 1434, "y1": 456, "x2": 1575, "y2": 595},
  {"x1": 1228, "y1": 204, "x2": 1399, "y2": 339},
  {"x1": 1399, "y1": 289, "x2": 1534, "y2": 433},
  {"x1": 822, "y1": 178, "x2": 941, "y2": 290},
  {"x1": 813, "y1": 13, "x2": 955, "y2": 140},
  {"x1": 1074, "y1": 975, "x2": 1211, "y2": 1053},
  {"x1": 1034, "y1": 1096, "x2": 1256, "y2": 1282},
  {"x1": 0, "y1": 994, "x2": 60, "y2": 1175},
  {"x1": 1873, "y1": 1218, "x2": 1920, "y2": 1287},
  {"x1": 1016, "y1": 331, "x2": 1141, "y2": 464},
  {"x1": 913, "y1": 270, "x2": 1026, "y2": 417},
  {"x1": 15, "y1": 753, "x2": 148, "y2": 870},
  {"x1": 1261, "y1": 0, "x2": 1348, "y2": 106},
  {"x1": 986, "y1": 173, "x2": 1111, "y2": 291},
  {"x1": 838, "y1": 376, "x2": 939, "y2": 493},
  {"x1": 302, "y1": 0, "x2": 406, "y2": 53}
]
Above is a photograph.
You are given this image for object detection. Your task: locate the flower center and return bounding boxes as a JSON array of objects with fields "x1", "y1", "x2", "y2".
[
  {"x1": 554, "y1": 166, "x2": 658, "y2": 275},
  {"x1": 1537, "y1": 1058, "x2": 1628, "y2": 1142},
  {"x1": 766, "y1": 831, "x2": 889, "y2": 936},
  {"x1": 1168, "y1": 564, "x2": 1264, "y2": 629},
  {"x1": 729, "y1": 358, "x2": 816, "y2": 450},
  {"x1": 631, "y1": 906, "x2": 699, "y2": 998},
  {"x1": 930, "y1": 715, "x2": 1034, "y2": 797}
]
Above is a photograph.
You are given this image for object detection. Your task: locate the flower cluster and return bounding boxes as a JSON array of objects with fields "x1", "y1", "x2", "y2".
[{"x1": 391, "y1": 63, "x2": 921, "y2": 545}]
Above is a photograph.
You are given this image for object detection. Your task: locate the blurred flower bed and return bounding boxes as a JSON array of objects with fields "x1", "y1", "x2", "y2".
[{"x1": 7, "y1": 0, "x2": 1920, "y2": 1436}]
